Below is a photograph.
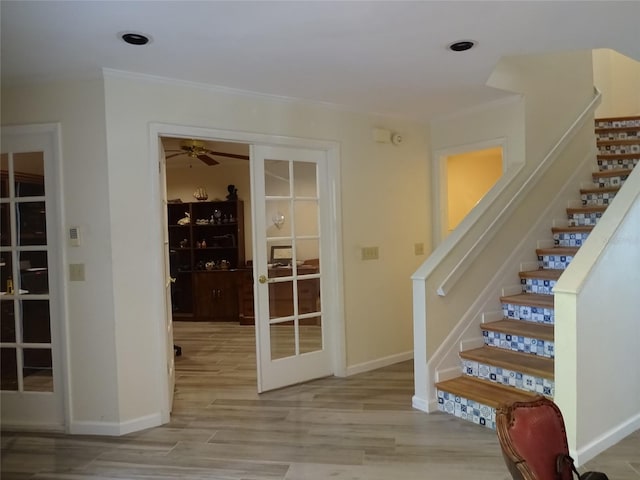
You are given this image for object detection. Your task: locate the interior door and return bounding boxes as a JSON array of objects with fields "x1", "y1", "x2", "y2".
[
  {"x1": 251, "y1": 145, "x2": 332, "y2": 392},
  {"x1": 158, "y1": 139, "x2": 175, "y2": 413},
  {"x1": 1, "y1": 125, "x2": 65, "y2": 428}
]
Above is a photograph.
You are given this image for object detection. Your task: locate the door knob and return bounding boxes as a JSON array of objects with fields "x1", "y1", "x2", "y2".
[{"x1": 258, "y1": 275, "x2": 267, "y2": 284}]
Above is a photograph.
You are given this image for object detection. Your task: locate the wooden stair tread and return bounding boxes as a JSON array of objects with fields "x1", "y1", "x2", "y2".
[
  {"x1": 580, "y1": 186, "x2": 619, "y2": 195},
  {"x1": 595, "y1": 115, "x2": 640, "y2": 123},
  {"x1": 592, "y1": 168, "x2": 634, "y2": 178},
  {"x1": 500, "y1": 292, "x2": 554, "y2": 308},
  {"x1": 519, "y1": 269, "x2": 562, "y2": 280},
  {"x1": 597, "y1": 139, "x2": 640, "y2": 146},
  {"x1": 460, "y1": 346, "x2": 554, "y2": 379},
  {"x1": 482, "y1": 319, "x2": 554, "y2": 342},
  {"x1": 436, "y1": 376, "x2": 538, "y2": 408},
  {"x1": 535, "y1": 247, "x2": 579, "y2": 255},
  {"x1": 597, "y1": 153, "x2": 640, "y2": 160},
  {"x1": 550, "y1": 226, "x2": 593, "y2": 233},
  {"x1": 566, "y1": 205, "x2": 608, "y2": 214}
]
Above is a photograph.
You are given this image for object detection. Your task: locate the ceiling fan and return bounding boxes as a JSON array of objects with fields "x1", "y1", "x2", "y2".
[{"x1": 165, "y1": 139, "x2": 249, "y2": 166}]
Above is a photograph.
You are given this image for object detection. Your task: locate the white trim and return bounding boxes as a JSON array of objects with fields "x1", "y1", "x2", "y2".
[
  {"x1": 104, "y1": 68, "x2": 405, "y2": 120},
  {"x1": 412, "y1": 395, "x2": 429, "y2": 413},
  {"x1": 345, "y1": 350, "x2": 413, "y2": 377},
  {"x1": 572, "y1": 413, "x2": 640, "y2": 467},
  {"x1": 69, "y1": 413, "x2": 162, "y2": 437}
]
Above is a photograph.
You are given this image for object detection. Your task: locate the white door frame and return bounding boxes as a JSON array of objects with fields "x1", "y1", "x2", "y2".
[
  {"x1": 431, "y1": 138, "x2": 508, "y2": 246},
  {"x1": 148, "y1": 123, "x2": 346, "y2": 419}
]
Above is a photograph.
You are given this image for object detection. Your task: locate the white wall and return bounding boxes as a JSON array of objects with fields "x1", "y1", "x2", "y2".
[
  {"x1": 593, "y1": 49, "x2": 640, "y2": 118},
  {"x1": 2, "y1": 72, "x2": 430, "y2": 432},
  {"x1": 555, "y1": 166, "x2": 640, "y2": 464},
  {"x1": 101, "y1": 72, "x2": 430, "y2": 422}
]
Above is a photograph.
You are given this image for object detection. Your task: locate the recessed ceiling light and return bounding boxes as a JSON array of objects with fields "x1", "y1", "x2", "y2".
[
  {"x1": 448, "y1": 40, "x2": 476, "y2": 52},
  {"x1": 121, "y1": 32, "x2": 151, "y2": 46}
]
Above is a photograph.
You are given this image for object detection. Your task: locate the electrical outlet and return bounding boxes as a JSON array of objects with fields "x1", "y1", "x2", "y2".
[
  {"x1": 414, "y1": 242, "x2": 425, "y2": 255},
  {"x1": 361, "y1": 246, "x2": 379, "y2": 260}
]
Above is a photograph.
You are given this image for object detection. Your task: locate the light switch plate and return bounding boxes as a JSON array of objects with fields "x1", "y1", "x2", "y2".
[
  {"x1": 361, "y1": 246, "x2": 379, "y2": 260},
  {"x1": 69, "y1": 263, "x2": 85, "y2": 281}
]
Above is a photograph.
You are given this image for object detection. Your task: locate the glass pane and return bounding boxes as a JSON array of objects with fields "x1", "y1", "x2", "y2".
[
  {"x1": 1, "y1": 300, "x2": 16, "y2": 342},
  {"x1": 17, "y1": 201, "x2": 47, "y2": 245},
  {"x1": 1, "y1": 253, "x2": 13, "y2": 293},
  {"x1": 14, "y1": 152, "x2": 45, "y2": 197},
  {"x1": 299, "y1": 318, "x2": 322, "y2": 354},
  {"x1": 19, "y1": 251, "x2": 49, "y2": 294},
  {"x1": 0, "y1": 203, "x2": 9, "y2": 246},
  {"x1": 269, "y1": 280, "x2": 294, "y2": 319},
  {"x1": 1, "y1": 347, "x2": 18, "y2": 391},
  {"x1": 297, "y1": 278, "x2": 320, "y2": 315},
  {"x1": 296, "y1": 238, "x2": 319, "y2": 272},
  {"x1": 266, "y1": 199, "x2": 291, "y2": 238},
  {"x1": 265, "y1": 159, "x2": 290, "y2": 197},
  {"x1": 22, "y1": 300, "x2": 51, "y2": 343},
  {"x1": 0, "y1": 153, "x2": 8, "y2": 198},
  {"x1": 293, "y1": 161, "x2": 317, "y2": 198},
  {"x1": 23, "y1": 348, "x2": 53, "y2": 392},
  {"x1": 270, "y1": 322, "x2": 295, "y2": 360},
  {"x1": 294, "y1": 200, "x2": 319, "y2": 237}
]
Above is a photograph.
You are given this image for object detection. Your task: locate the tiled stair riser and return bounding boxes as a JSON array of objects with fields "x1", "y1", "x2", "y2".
[
  {"x1": 595, "y1": 174, "x2": 628, "y2": 188},
  {"x1": 553, "y1": 232, "x2": 588, "y2": 247},
  {"x1": 597, "y1": 131, "x2": 640, "y2": 141},
  {"x1": 521, "y1": 277, "x2": 556, "y2": 295},
  {"x1": 482, "y1": 330, "x2": 554, "y2": 358},
  {"x1": 537, "y1": 253, "x2": 574, "y2": 269},
  {"x1": 462, "y1": 359, "x2": 554, "y2": 396},
  {"x1": 502, "y1": 302, "x2": 553, "y2": 324},
  {"x1": 596, "y1": 119, "x2": 640, "y2": 128},
  {"x1": 597, "y1": 144, "x2": 640, "y2": 155},
  {"x1": 581, "y1": 191, "x2": 617, "y2": 206},
  {"x1": 597, "y1": 158, "x2": 639, "y2": 170},
  {"x1": 568, "y1": 212, "x2": 601, "y2": 226},
  {"x1": 437, "y1": 390, "x2": 496, "y2": 429}
]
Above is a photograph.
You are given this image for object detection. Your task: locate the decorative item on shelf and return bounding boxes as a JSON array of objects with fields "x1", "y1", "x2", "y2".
[
  {"x1": 201, "y1": 239, "x2": 207, "y2": 248},
  {"x1": 193, "y1": 186, "x2": 208, "y2": 201},
  {"x1": 228, "y1": 213, "x2": 234, "y2": 223},
  {"x1": 226, "y1": 184, "x2": 238, "y2": 201},
  {"x1": 272, "y1": 212, "x2": 285, "y2": 229},
  {"x1": 196, "y1": 240, "x2": 202, "y2": 249},
  {"x1": 220, "y1": 260, "x2": 230, "y2": 270},
  {"x1": 179, "y1": 238, "x2": 188, "y2": 248},
  {"x1": 223, "y1": 214, "x2": 229, "y2": 223},
  {"x1": 205, "y1": 261, "x2": 216, "y2": 271},
  {"x1": 213, "y1": 209, "x2": 222, "y2": 224},
  {"x1": 196, "y1": 218, "x2": 209, "y2": 225},
  {"x1": 177, "y1": 212, "x2": 190, "y2": 225}
]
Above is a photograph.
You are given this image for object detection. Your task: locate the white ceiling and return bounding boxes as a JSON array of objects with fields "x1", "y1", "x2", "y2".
[{"x1": 2, "y1": 1, "x2": 639, "y2": 121}]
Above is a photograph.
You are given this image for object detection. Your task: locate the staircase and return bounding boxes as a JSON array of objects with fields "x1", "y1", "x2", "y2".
[{"x1": 435, "y1": 115, "x2": 640, "y2": 429}]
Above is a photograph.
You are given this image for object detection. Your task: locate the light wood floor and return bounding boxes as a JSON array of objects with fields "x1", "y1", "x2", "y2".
[{"x1": 2, "y1": 322, "x2": 638, "y2": 479}]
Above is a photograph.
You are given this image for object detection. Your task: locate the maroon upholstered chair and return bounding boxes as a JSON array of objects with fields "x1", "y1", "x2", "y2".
[{"x1": 496, "y1": 396, "x2": 573, "y2": 480}]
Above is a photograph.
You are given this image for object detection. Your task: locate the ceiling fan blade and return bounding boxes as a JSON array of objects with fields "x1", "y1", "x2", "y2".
[
  {"x1": 206, "y1": 150, "x2": 250, "y2": 160},
  {"x1": 198, "y1": 154, "x2": 219, "y2": 166},
  {"x1": 166, "y1": 152, "x2": 184, "y2": 159}
]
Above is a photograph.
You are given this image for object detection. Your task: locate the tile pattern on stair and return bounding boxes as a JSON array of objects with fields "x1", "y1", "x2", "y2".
[
  {"x1": 482, "y1": 330, "x2": 554, "y2": 358},
  {"x1": 436, "y1": 115, "x2": 640, "y2": 430}
]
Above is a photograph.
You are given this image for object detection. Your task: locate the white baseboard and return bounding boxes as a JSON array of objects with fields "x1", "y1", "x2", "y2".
[
  {"x1": 412, "y1": 395, "x2": 429, "y2": 412},
  {"x1": 345, "y1": 350, "x2": 413, "y2": 377},
  {"x1": 573, "y1": 412, "x2": 640, "y2": 466},
  {"x1": 69, "y1": 413, "x2": 162, "y2": 436}
]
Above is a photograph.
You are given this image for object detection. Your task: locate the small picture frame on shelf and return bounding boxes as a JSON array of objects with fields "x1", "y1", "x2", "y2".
[{"x1": 270, "y1": 245, "x2": 292, "y2": 265}]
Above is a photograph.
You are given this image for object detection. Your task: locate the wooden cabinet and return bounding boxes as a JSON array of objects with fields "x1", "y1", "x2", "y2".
[
  {"x1": 167, "y1": 200, "x2": 245, "y2": 321},
  {"x1": 193, "y1": 271, "x2": 239, "y2": 322}
]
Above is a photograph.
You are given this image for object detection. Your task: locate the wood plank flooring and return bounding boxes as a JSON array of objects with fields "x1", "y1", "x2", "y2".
[{"x1": 2, "y1": 321, "x2": 639, "y2": 479}]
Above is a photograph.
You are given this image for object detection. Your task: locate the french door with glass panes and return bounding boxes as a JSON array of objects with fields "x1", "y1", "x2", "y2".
[
  {"x1": 1, "y1": 126, "x2": 65, "y2": 428},
  {"x1": 251, "y1": 145, "x2": 333, "y2": 392}
]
